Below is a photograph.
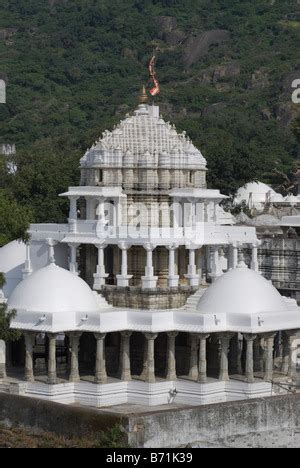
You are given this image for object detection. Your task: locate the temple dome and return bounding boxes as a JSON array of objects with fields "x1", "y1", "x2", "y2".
[
  {"x1": 252, "y1": 214, "x2": 280, "y2": 227},
  {"x1": 8, "y1": 263, "x2": 100, "y2": 314},
  {"x1": 80, "y1": 104, "x2": 207, "y2": 170},
  {"x1": 285, "y1": 194, "x2": 299, "y2": 205},
  {"x1": 197, "y1": 265, "x2": 288, "y2": 315},
  {"x1": 0, "y1": 240, "x2": 26, "y2": 298},
  {"x1": 235, "y1": 181, "x2": 276, "y2": 209}
]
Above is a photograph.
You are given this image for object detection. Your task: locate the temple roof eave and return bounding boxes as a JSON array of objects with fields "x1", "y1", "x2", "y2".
[
  {"x1": 59, "y1": 186, "x2": 126, "y2": 198},
  {"x1": 28, "y1": 222, "x2": 258, "y2": 247},
  {"x1": 170, "y1": 188, "x2": 228, "y2": 201},
  {"x1": 10, "y1": 308, "x2": 300, "y2": 335}
]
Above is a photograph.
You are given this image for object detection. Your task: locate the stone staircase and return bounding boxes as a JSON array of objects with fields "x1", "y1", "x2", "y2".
[{"x1": 184, "y1": 287, "x2": 208, "y2": 310}]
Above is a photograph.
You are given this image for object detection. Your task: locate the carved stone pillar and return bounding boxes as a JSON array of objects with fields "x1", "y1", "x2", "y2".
[
  {"x1": 230, "y1": 334, "x2": 243, "y2": 375},
  {"x1": 116, "y1": 243, "x2": 133, "y2": 287},
  {"x1": 69, "y1": 243, "x2": 80, "y2": 275},
  {"x1": 68, "y1": 196, "x2": 79, "y2": 233},
  {"x1": 251, "y1": 242, "x2": 260, "y2": 272},
  {"x1": 198, "y1": 334, "x2": 210, "y2": 383},
  {"x1": 96, "y1": 197, "x2": 107, "y2": 235},
  {"x1": 253, "y1": 336, "x2": 262, "y2": 373},
  {"x1": 281, "y1": 332, "x2": 290, "y2": 375},
  {"x1": 231, "y1": 243, "x2": 238, "y2": 269},
  {"x1": 189, "y1": 334, "x2": 199, "y2": 381},
  {"x1": 24, "y1": 332, "x2": 35, "y2": 382},
  {"x1": 69, "y1": 196, "x2": 78, "y2": 220},
  {"x1": 94, "y1": 333, "x2": 107, "y2": 384},
  {"x1": 167, "y1": 245, "x2": 179, "y2": 288},
  {"x1": 119, "y1": 331, "x2": 132, "y2": 381},
  {"x1": 185, "y1": 248, "x2": 200, "y2": 287},
  {"x1": 166, "y1": 332, "x2": 178, "y2": 380},
  {"x1": 264, "y1": 333, "x2": 276, "y2": 381},
  {"x1": 210, "y1": 246, "x2": 223, "y2": 282},
  {"x1": 244, "y1": 334, "x2": 257, "y2": 383},
  {"x1": 218, "y1": 334, "x2": 232, "y2": 381},
  {"x1": 142, "y1": 245, "x2": 158, "y2": 289},
  {"x1": 287, "y1": 331, "x2": 298, "y2": 381},
  {"x1": 22, "y1": 242, "x2": 32, "y2": 279},
  {"x1": 93, "y1": 244, "x2": 108, "y2": 290},
  {"x1": 47, "y1": 334, "x2": 58, "y2": 385},
  {"x1": 143, "y1": 333, "x2": 158, "y2": 383},
  {"x1": 68, "y1": 332, "x2": 82, "y2": 382}
]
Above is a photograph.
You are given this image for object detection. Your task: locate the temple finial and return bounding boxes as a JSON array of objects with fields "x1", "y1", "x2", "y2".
[{"x1": 139, "y1": 85, "x2": 148, "y2": 104}]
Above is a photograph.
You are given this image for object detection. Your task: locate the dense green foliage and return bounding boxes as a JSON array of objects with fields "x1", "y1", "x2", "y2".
[
  {"x1": 0, "y1": 275, "x2": 21, "y2": 341},
  {"x1": 0, "y1": 0, "x2": 299, "y2": 236},
  {"x1": 0, "y1": 424, "x2": 128, "y2": 448},
  {"x1": 0, "y1": 189, "x2": 32, "y2": 245},
  {"x1": 0, "y1": 304, "x2": 21, "y2": 341}
]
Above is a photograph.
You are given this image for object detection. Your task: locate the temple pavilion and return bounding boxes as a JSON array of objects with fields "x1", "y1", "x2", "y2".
[{"x1": 0, "y1": 96, "x2": 299, "y2": 408}]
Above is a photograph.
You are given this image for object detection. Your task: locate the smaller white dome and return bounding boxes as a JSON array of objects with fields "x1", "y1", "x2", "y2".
[
  {"x1": 0, "y1": 240, "x2": 26, "y2": 273},
  {"x1": 252, "y1": 214, "x2": 279, "y2": 227},
  {"x1": 0, "y1": 240, "x2": 26, "y2": 298},
  {"x1": 235, "y1": 182, "x2": 276, "y2": 209},
  {"x1": 285, "y1": 194, "x2": 299, "y2": 205},
  {"x1": 235, "y1": 211, "x2": 252, "y2": 225},
  {"x1": 197, "y1": 266, "x2": 288, "y2": 315},
  {"x1": 8, "y1": 264, "x2": 100, "y2": 314},
  {"x1": 269, "y1": 193, "x2": 285, "y2": 203}
]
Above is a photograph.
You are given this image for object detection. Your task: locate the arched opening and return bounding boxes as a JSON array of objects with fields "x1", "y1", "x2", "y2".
[
  {"x1": 207, "y1": 335, "x2": 220, "y2": 378},
  {"x1": 176, "y1": 333, "x2": 189, "y2": 377},
  {"x1": 155, "y1": 333, "x2": 168, "y2": 377},
  {"x1": 79, "y1": 333, "x2": 95, "y2": 376},
  {"x1": 130, "y1": 332, "x2": 144, "y2": 377},
  {"x1": 105, "y1": 332, "x2": 119, "y2": 377},
  {"x1": 105, "y1": 246, "x2": 115, "y2": 285}
]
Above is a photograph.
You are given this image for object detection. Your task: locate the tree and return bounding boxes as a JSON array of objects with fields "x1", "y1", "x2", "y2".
[
  {"x1": 0, "y1": 274, "x2": 21, "y2": 378},
  {"x1": 0, "y1": 190, "x2": 32, "y2": 247},
  {"x1": 0, "y1": 303, "x2": 20, "y2": 342}
]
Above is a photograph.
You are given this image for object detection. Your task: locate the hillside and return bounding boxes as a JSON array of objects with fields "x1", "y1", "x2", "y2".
[{"x1": 0, "y1": 0, "x2": 299, "y2": 228}]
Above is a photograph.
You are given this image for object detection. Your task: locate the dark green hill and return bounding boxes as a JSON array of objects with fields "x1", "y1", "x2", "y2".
[{"x1": 0, "y1": 0, "x2": 299, "y2": 225}]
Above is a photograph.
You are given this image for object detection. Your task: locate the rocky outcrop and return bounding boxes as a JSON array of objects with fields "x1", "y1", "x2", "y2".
[
  {"x1": 280, "y1": 71, "x2": 299, "y2": 97},
  {"x1": 260, "y1": 108, "x2": 273, "y2": 121},
  {"x1": 155, "y1": 16, "x2": 178, "y2": 38},
  {"x1": 155, "y1": 16, "x2": 186, "y2": 46},
  {"x1": 0, "y1": 28, "x2": 18, "y2": 41},
  {"x1": 183, "y1": 30, "x2": 230, "y2": 67},
  {"x1": 275, "y1": 102, "x2": 299, "y2": 127},
  {"x1": 193, "y1": 62, "x2": 240, "y2": 89},
  {"x1": 164, "y1": 30, "x2": 186, "y2": 46},
  {"x1": 213, "y1": 62, "x2": 240, "y2": 82},
  {"x1": 248, "y1": 68, "x2": 270, "y2": 90}
]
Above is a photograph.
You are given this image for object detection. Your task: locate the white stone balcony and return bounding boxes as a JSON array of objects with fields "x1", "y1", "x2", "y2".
[{"x1": 29, "y1": 221, "x2": 258, "y2": 247}]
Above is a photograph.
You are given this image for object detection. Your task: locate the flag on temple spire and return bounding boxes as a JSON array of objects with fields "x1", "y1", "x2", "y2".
[{"x1": 149, "y1": 56, "x2": 160, "y2": 97}]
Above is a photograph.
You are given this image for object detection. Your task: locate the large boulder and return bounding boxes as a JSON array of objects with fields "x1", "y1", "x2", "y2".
[
  {"x1": 213, "y1": 62, "x2": 241, "y2": 82},
  {"x1": 183, "y1": 30, "x2": 230, "y2": 67},
  {"x1": 164, "y1": 30, "x2": 186, "y2": 46},
  {"x1": 155, "y1": 16, "x2": 178, "y2": 38},
  {"x1": 275, "y1": 102, "x2": 299, "y2": 127},
  {"x1": 247, "y1": 68, "x2": 270, "y2": 90}
]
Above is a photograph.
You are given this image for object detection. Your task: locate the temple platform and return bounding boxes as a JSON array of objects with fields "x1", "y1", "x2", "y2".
[{"x1": 0, "y1": 370, "x2": 295, "y2": 409}]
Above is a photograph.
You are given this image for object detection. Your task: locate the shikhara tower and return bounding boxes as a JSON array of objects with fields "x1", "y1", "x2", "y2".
[
  {"x1": 51, "y1": 97, "x2": 259, "y2": 309},
  {"x1": 1, "y1": 94, "x2": 300, "y2": 409}
]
